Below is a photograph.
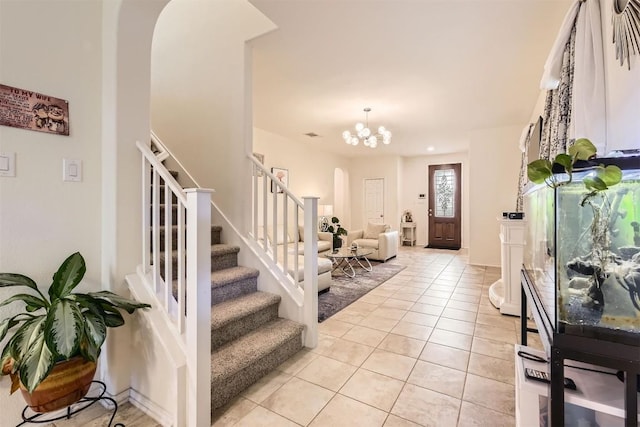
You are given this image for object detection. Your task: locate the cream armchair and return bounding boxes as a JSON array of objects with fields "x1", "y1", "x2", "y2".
[{"x1": 347, "y1": 223, "x2": 399, "y2": 262}]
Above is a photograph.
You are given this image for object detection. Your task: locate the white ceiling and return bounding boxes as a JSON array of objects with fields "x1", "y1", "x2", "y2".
[{"x1": 248, "y1": 0, "x2": 573, "y2": 158}]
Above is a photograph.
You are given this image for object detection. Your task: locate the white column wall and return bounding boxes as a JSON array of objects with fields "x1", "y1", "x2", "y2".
[
  {"x1": 0, "y1": 0, "x2": 103, "y2": 420},
  {"x1": 150, "y1": 0, "x2": 276, "y2": 232},
  {"x1": 252, "y1": 127, "x2": 351, "y2": 211},
  {"x1": 468, "y1": 125, "x2": 523, "y2": 267}
]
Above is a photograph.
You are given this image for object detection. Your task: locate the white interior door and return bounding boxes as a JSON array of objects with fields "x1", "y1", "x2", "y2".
[{"x1": 364, "y1": 178, "x2": 384, "y2": 224}]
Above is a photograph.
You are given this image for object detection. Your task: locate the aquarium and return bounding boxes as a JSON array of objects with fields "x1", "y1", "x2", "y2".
[{"x1": 524, "y1": 161, "x2": 640, "y2": 345}]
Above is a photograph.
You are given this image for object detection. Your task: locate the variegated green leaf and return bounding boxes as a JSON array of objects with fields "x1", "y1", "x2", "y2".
[
  {"x1": 88, "y1": 291, "x2": 151, "y2": 314},
  {"x1": 49, "y1": 252, "x2": 86, "y2": 300},
  {"x1": 82, "y1": 298, "x2": 125, "y2": 327},
  {"x1": 0, "y1": 273, "x2": 37, "y2": 291},
  {"x1": 79, "y1": 334, "x2": 99, "y2": 362},
  {"x1": 0, "y1": 336, "x2": 20, "y2": 377},
  {"x1": 102, "y1": 310, "x2": 125, "y2": 328},
  {"x1": 0, "y1": 316, "x2": 21, "y2": 343},
  {"x1": 11, "y1": 317, "x2": 46, "y2": 363},
  {"x1": 18, "y1": 334, "x2": 54, "y2": 393},
  {"x1": 65, "y1": 293, "x2": 100, "y2": 310},
  {"x1": 44, "y1": 299, "x2": 83, "y2": 358},
  {"x1": 1, "y1": 342, "x2": 14, "y2": 375},
  {"x1": 83, "y1": 310, "x2": 106, "y2": 349},
  {"x1": 0, "y1": 293, "x2": 46, "y2": 311}
]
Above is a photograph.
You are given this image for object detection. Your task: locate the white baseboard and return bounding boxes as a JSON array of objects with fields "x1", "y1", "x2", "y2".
[
  {"x1": 104, "y1": 387, "x2": 130, "y2": 405},
  {"x1": 129, "y1": 388, "x2": 174, "y2": 427}
]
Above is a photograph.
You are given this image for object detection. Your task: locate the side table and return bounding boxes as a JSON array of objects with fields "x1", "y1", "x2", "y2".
[{"x1": 400, "y1": 222, "x2": 416, "y2": 246}]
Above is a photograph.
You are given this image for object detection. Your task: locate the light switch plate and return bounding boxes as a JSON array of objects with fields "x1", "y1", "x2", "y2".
[
  {"x1": 63, "y1": 158, "x2": 82, "y2": 182},
  {"x1": 0, "y1": 152, "x2": 16, "y2": 177}
]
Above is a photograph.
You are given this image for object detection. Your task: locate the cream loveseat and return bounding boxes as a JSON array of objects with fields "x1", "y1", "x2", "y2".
[
  {"x1": 261, "y1": 226, "x2": 334, "y2": 292},
  {"x1": 347, "y1": 223, "x2": 399, "y2": 262}
]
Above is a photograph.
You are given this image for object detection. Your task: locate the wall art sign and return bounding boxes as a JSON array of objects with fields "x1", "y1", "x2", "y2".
[{"x1": 0, "y1": 84, "x2": 69, "y2": 135}]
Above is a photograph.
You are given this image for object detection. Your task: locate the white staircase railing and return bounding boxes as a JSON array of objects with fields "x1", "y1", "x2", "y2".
[
  {"x1": 132, "y1": 135, "x2": 320, "y2": 427},
  {"x1": 248, "y1": 155, "x2": 319, "y2": 347},
  {"x1": 136, "y1": 140, "x2": 212, "y2": 427}
]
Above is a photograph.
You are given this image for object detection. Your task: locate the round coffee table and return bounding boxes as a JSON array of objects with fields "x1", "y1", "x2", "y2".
[{"x1": 325, "y1": 248, "x2": 374, "y2": 278}]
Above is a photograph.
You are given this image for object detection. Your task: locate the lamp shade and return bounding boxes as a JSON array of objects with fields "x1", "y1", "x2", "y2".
[{"x1": 319, "y1": 204, "x2": 333, "y2": 217}]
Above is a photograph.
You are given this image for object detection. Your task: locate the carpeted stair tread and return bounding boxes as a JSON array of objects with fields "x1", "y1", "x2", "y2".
[
  {"x1": 210, "y1": 291, "x2": 281, "y2": 350},
  {"x1": 211, "y1": 244, "x2": 239, "y2": 256},
  {"x1": 159, "y1": 244, "x2": 239, "y2": 264},
  {"x1": 210, "y1": 266, "x2": 259, "y2": 305},
  {"x1": 211, "y1": 266, "x2": 258, "y2": 288},
  {"x1": 158, "y1": 224, "x2": 223, "y2": 234},
  {"x1": 155, "y1": 225, "x2": 223, "y2": 248},
  {"x1": 211, "y1": 318, "x2": 304, "y2": 381},
  {"x1": 211, "y1": 291, "x2": 280, "y2": 329}
]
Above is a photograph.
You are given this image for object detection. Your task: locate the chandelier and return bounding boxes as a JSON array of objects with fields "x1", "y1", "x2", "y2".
[{"x1": 342, "y1": 107, "x2": 392, "y2": 148}]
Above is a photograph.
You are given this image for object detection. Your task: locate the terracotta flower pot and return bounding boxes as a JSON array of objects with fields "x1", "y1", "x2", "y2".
[{"x1": 20, "y1": 357, "x2": 97, "y2": 413}]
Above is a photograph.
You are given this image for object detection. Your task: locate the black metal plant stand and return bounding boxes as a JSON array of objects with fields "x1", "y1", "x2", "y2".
[{"x1": 16, "y1": 381, "x2": 125, "y2": 427}]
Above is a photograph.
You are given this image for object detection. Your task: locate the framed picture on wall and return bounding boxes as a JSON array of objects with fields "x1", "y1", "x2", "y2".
[{"x1": 271, "y1": 167, "x2": 288, "y2": 193}]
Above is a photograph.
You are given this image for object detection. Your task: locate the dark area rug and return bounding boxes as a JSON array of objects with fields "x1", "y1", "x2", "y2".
[{"x1": 318, "y1": 261, "x2": 406, "y2": 322}]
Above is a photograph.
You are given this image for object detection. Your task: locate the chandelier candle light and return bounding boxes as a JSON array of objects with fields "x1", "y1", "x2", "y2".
[{"x1": 342, "y1": 107, "x2": 392, "y2": 148}]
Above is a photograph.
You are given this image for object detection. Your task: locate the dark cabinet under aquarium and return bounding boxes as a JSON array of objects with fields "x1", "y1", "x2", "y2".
[{"x1": 521, "y1": 156, "x2": 640, "y2": 426}]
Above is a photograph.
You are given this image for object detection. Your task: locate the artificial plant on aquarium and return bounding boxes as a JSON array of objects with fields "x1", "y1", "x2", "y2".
[{"x1": 527, "y1": 138, "x2": 639, "y2": 327}]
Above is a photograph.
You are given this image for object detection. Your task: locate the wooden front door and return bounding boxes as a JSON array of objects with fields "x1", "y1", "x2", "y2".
[{"x1": 428, "y1": 164, "x2": 461, "y2": 249}]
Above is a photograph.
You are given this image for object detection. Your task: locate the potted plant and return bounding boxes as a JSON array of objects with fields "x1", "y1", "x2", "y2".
[
  {"x1": 326, "y1": 216, "x2": 347, "y2": 250},
  {"x1": 0, "y1": 252, "x2": 150, "y2": 413}
]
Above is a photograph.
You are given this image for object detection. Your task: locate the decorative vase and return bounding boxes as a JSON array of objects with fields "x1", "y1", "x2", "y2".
[
  {"x1": 333, "y1": 236, "x2": 342, "y2": 251},
  {"x1": 20, "y1": 357, "x2": 97, "y2": 413}
]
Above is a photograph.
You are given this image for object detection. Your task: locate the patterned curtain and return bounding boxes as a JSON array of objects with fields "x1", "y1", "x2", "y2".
[
  {"x1": 539, "y1": 25, "x2": 577, "y2": 160},
  {"x1": 515, "y1": 123, "x2": 535, "y2": 212},
  {"x1": 515, "y1": 22, "x2": 577, "y2": 212}
]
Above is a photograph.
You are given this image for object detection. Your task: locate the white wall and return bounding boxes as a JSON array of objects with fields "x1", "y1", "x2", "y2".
[
  {"x1": 0, "y1": 0, "x2": 103, "y2": 421},
  {"x1": 401, "y1": 153, "x2": 470, "y2": 248},
  {"x1": 253, "y1": 127, "x2": 350, "y2": 212},
  {"x1": 349, "y1": 156, "x2": 401, "y2": 232},
  {"x1": 468, "y1": 125, "x2": 523, "y2": 266},
  {"x1": 150, "y1": 0, "x2": 276, "y2": 231},
  {"x1": 600, "y1": 1, "x2": 640, "y2": 152}
]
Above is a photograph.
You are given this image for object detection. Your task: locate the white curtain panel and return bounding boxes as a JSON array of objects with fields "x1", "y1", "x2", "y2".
[
  {"x1": 572, "y1": 0, "x2": 606, "y2": 152},
  {"x1": 540, "y1": 0, "x2": 606, "y2": 152},
  {"x1": 540, "y1": 1, "x2": 581, "y2": 90}
]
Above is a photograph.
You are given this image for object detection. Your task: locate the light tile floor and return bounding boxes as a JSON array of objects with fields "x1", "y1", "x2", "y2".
[
  {"x1": 40, "y1": 246, "x2": 542, "y2": 426},
  {"x1": 212, "y1": 246, "x2": 543, "y2": 426}
]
